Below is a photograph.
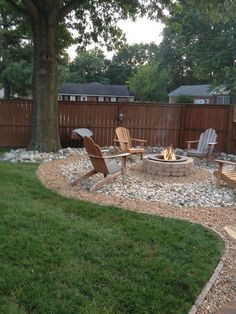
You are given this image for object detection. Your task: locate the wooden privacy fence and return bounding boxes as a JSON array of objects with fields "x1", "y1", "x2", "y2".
[{"x1": 0, "y1": 100, "x2": 236, "y2": 153}]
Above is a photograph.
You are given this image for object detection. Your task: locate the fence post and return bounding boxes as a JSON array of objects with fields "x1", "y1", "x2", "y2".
[
  {"x1": 179, "y1": 103, "x2": 187, "y2": 149},
  {"x1": 226, "y1": 104, "x2": 234, "y2": 153}
]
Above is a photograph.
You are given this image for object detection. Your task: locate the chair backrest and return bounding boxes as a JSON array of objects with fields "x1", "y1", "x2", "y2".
[
  {"x1": 115, "y1": 127, "x2": 132, "y2": 150},
  {"x1": 83, "y1": 137, "x2": 108, "y2": 174},
  {"x1": 197, "y1": 128, "x2": 217, "y2": 154}
]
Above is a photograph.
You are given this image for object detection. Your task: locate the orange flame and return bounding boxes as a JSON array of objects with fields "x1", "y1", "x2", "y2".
[{"x1": 162, "y1": 145, "x2": 176, "y2": 160}]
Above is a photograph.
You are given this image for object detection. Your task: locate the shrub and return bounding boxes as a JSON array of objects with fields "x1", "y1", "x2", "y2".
[{"x1": 175, "y1": 94, "x2": 194, "y2": 103}]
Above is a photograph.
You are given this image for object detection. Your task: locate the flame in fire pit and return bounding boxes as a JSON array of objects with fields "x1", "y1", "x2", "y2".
[{"x1": 162, "y1": 145, "x2": 176, "y2": 160}]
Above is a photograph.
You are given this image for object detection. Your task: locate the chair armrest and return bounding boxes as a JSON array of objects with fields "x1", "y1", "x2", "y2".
[
  {"x1": 114, "y1": 139, "x2": 128, "y2": 144},
  {"x1": 215, "y1": 159, "x2": 236, "y2": 166},
  {"x1": 104, "y1": 152, "x2": 130, "y2": 159},
  {"x1": 87, "y1": 153, "x2": 130, "y2": 159},
  {"x1": 186, "y1": 140, "x2": 199, "y2": 143},
  {"x1": 186, "y1": 140, "x2": 199, "y2": 150},
  {"x1": 208, "y1": 142, "x2": 218, "y2": 146},
  {"x1": 130, "y1": 138, "x2": 147, "y2": 143}
]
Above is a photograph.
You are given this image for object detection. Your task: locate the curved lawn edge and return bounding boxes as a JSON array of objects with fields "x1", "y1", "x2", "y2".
[
  {"x1": 36, "y1": 159, "x2": 233, "y2": 313},
  {"x1": 187, "y1": 224, "x2": 229, "y2": 314}
]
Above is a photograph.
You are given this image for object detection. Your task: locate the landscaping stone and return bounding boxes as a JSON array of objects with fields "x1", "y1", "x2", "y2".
[{"x1": 224, "y1": 226, "x2": 236, "y2": 240}]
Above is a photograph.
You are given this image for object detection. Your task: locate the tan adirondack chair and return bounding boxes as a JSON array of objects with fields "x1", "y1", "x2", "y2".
[
  {"x1": 214, "y1": 159, "x2": 236, "y2": 189},
  {"x1": 186, "y1": 128, "x2": 218, "y2": 163},
  {"x1": 114, "y1": 127, "x2": 147, "y2": 159},
  {"x1": 71, "y1": 136, "x2": 130, "y2": 191}
]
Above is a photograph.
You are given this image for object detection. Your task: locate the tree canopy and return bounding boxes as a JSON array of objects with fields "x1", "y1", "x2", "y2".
[
  {"x1": 2, "y1": 0, "x2": 165, "y2": 152},
  {"x1": 0, "y1": 2, "x2": 33, "y2": 97},
  {"x1": 68, "y1": 48, "x2": 110, "y2": 84},
  {"x1": 128, "y1": 0, "x2": 236, "y2": 101}
]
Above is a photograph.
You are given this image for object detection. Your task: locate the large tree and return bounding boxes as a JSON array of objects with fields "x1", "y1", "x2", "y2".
[
  {"x1": 127, "y1": 0, "x2": 236, "y2": 101},
  {"x1": 107, "y1": 43, "x2": 158, "y2": 84},
  {"x1": 68, "y1": 48, "x2": 110, "y2": 84},
  {"x1": 127, "y1": 61, "x2": 170, "y2": 102},
  {"x1": 4, "y1": 0, "x2": 162, "y2": 152},
  {"x1": 162, "y1": 1, "x2": 236, "y2": 90},
  {"x1": 0, "y1": 2, "x2": 33, "y2": 98}
]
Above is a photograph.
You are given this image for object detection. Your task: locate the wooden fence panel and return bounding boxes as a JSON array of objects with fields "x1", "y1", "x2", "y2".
[
  {"x1": 83, "y1": 102, "x2": 118, "y2": 146},
  {"x1": 231, "y1": 123, "x2": 236, "y2": 153},
  {"x1": 119, "y1": 102, "x2": 182, "y2": 147},
  {"x1": 0, "y1": 100, "x2": 235, "y2": 153},
  {"x1": 0, "y1": 100, "x2": 32, "y2": 147},
  {"x1": 59, "y1": 101, "x2": 118, "y2": 147},
  {"x1": 59, "y1": 101, "x2": 86, "y2": 146},
  {"x1": 183, "y1": 104, "x2": 231, "y2": 153}
]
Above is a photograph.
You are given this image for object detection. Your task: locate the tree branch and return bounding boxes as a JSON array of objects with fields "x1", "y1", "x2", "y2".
[
  {"x1": 58, "y1": 0, "x2": 84, "y2": 21},
  {"x1": 22, "y1": 0, "x2": 38, "y2": 21},
  {"x1": 5, "y1": 0, "x2": 30, "y2": 17}
]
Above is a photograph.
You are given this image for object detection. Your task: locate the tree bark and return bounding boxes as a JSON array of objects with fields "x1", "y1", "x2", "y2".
[
  {"x1": 28, "y1": 9, "x2": 61, "y2": 152},
  {"x1": 2, "y1": 11, "x2": 12, "y2": 99}
]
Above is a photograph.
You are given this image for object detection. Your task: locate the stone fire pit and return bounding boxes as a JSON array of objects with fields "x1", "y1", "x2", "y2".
[{"x1": 143, "y1": 154, "x2": 194, "y2": 177}]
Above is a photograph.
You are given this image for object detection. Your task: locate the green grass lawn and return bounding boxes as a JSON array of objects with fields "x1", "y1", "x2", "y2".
[{"x1": 0, "y1": 161, "x2": 224, "y2": 314}]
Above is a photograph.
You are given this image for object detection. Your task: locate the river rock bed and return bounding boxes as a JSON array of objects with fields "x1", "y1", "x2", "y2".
[
  {"x1": 1, "y1": 147, "x2": 236, "y2": 208},
  {"x1": 60, "y1": 154, "x2": 236, "y2": 209},
  {"x1": 1, "y1": 146, "x2": 236, "y2": 163},
  {"x1": 1, "y1": 147, "x2": 236, "y2": 209}
]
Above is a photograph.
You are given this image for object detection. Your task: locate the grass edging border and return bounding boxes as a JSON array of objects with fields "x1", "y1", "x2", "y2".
[{"x1": 188, "y1": 224, "x2": 229, "y2": 314}]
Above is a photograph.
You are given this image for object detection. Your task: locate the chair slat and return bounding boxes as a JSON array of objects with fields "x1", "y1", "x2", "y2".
[
  {"x1": 115, "y1": 127, "x2": 146, "y2": 159},
  {"x1": 71, "y1": 136, "x2": 129, "y2": 191}
]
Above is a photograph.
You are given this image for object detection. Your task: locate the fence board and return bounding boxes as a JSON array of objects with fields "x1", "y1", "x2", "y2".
[{"x1": 0, "y1": 100, "x2": 32, "y2": 147}]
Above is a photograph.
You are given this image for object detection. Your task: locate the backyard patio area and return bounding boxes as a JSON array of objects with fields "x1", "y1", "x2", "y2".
[{"x1": 37, "y1": 153, "x2": 236, "y2": 314}]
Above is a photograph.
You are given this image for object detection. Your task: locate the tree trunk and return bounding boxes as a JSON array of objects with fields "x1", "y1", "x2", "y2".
[
  {"x1": 28, "y1": 10, "x2": 61, "y2": 152},
  {"x1": 2, "y1": 12, "x2": 12, "y2": 99}
]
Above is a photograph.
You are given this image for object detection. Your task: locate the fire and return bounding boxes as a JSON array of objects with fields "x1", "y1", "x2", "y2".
[{"x1": 162, "y1": 145, "x2": 176, "y2": 160}]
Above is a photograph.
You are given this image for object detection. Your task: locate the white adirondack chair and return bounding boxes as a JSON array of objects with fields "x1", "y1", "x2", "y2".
[{"x1": 186, "y1": 128, "x2": 218, "y2": 163}]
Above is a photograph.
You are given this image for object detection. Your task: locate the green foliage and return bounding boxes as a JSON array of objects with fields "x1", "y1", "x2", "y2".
[
  {"x1": 108, "y1": 43, "x2": 159, "y2": 84},
  {"x1": 1, "y1": 59, "x2": 32, "y2": 97},
  {"x1": 0, "y1": 3, "x2": 73, "y2": 98},
  {"x1": 67, "y1": 43, "x2": 159, "y2": 86},
  {"x1": 175, "y1": 95, "x2": 194, "y2": 103},
  {"x1": 160, "y1": 1, "x2": 236, "y2": 92},
  {"x1": 0, "y1": 4, "x2": 33, "y2": 97},
  {"x1": 127, "y1": 61, "x2": 169, "y2": 101},
  {"x1": 0, "y1": 161, "x2": 224, "y2": 313},
  {"x1": 68, "y1": 48, "x2": 110, "y2": 83}
]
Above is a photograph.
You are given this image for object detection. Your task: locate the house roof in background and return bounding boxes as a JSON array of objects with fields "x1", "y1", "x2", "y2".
[
  {"x1": 59, "y1": 82, "x2": 134, "y2": 97},
  {"x1": 168, "y1": 85, "x2": 229, "y2": 97}
]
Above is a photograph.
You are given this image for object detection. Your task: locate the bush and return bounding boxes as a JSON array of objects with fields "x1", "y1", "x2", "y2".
[{"x1": 175, "y1": 94, "x2": 194, "y2": 103}]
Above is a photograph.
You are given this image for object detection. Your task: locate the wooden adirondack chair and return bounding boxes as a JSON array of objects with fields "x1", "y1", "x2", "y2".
[
  {"x1": 71, "y1": 136, "x2": 130, "y2": 191},
  {"x1": 214, "y1": 159, "x2": 236, "y2": 189},
  {"x1": 114, "y1": 127, "x2": 147, "y2": 159},
  {"x1": 186, "y1": 128, "x2": 218, "y2": 163}
]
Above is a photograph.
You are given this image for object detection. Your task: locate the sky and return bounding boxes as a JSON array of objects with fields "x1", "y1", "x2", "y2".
[{"x1": 67, "y1": 18, "x2": 164, "y2": 60}]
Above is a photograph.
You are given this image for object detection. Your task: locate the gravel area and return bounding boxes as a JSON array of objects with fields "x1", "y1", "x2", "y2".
[
  {"x1": 36, "y1": 154, "x2": 236, "y2": 314},
  {"x1": 61, "y1": 156, "x2": 235, "y2": 208}
]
